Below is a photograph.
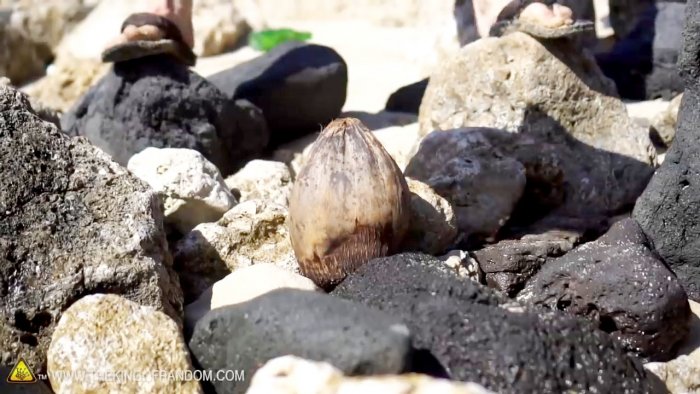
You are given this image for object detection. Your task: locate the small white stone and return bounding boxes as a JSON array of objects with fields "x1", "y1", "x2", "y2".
[
  {"x1": 224, "y1": 160, "x2": 293, "y2": 207},
  {"x1": 184, "y1": 264, "x2": 320, "y2": 332},
  {"x1": 128, "y1": 147, "x2": 237, "y2": 234},
  {"x1": 247, "y1": 356, "x2": 494, "y2": 394}
]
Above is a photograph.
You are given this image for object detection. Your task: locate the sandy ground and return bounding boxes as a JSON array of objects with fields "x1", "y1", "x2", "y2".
[{"x1": 196, "y1": 20, "x2": 446, "y2": 114}]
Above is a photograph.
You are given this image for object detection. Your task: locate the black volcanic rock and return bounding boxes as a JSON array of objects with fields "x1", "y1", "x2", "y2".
[
  {"x1": 62, "y1": 55, "x2": 268, "y2": 176},
  {"x1": 208, "y1": 41, "x2": 348, "y2": 148},
  {"x1": 189, "y1": 289, "x2": 413, "y2": 394},
  {"x1": 520, "y1": 218, "x2": 691, "y2": 362},
  {"x1": 333, "y1": 253, "x2": 665, "y2": 394},
  {"x1": 633, "y1": 0, "x2": 700, "y2": 300}
]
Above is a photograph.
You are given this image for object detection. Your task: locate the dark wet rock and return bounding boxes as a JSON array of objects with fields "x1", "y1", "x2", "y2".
[
  {"x1": 0, "y1": 84, "x2": 182, "y2": 372},
  {"x1": 634, "y1": 0, "x2": 700, "y2": 301},
  {"x1": 473, "y1": 229, "x2": 580, "y2": 297},
  {"x1": 385, "y1": 78, "x2": 428, "y2": 115},
  {"x1": 405, "y1": 128, "x2": 526, "y2": 244},
  {"x1": 454, "y1": 0, "x2": 478, "y2": 46},
  {"x1": 406, "y1": 128, "x2": 653, "y2": 245},
  {"x1": 189, "y1": 289, "x2": 412, "y2": 394},
  {"x1": 520, "y1": 219, "x2": 691, "y2": 362},
  {"x1": 597, "y1": 1, "x2": 685, "y2": 100},
  {"x1": 61, "y1": 55, "x2": 268, "y2": 176},
  {"x1": 208, "y1": 41, "x2": 348, "y2": 148},
  {"x1": 333, "y1": 253, "x2": 665, "y2": 394},
  {"x1": 608, "y1": 0, "x2": 657, "y2": 40}
]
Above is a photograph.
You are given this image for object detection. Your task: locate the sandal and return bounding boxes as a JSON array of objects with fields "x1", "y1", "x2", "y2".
[
  {"x1": 489, "y1": 0, "x2": 594, "y2": 39},
  {"x1": 101, "y1": 13, "x2": 196, "y2": 66}
]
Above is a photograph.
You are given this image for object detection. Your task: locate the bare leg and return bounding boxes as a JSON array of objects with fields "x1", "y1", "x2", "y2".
[
  {"x1": 106, "y1": 0, "x2": 194, "y2": 50},
  {"x1": 153, "y1": 0, "x2": 194, "y2": 48},
  {"x1": 473, "y1": 0, "x2": 576, "y2": 36},
  {"x1": 473, "y1": 0, "x2": 512, "y2": 37}
]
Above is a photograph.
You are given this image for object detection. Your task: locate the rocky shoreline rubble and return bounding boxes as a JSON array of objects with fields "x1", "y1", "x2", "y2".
[{"x1": 1, "y1": 1, "x2": 700, "y2": 393}]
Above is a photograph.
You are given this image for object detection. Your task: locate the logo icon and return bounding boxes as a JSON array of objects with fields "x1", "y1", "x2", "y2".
[{"x1": 6, "y1": 358, "x2": 36, "y2": 383}]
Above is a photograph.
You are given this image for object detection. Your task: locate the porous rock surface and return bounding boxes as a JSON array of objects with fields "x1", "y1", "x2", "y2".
[
  {"x1": 520, "y1": 218, "x2": 691, "y2": 361},
  {"x1": 47, "y1": 294, "x2": 200, "y2": 394},
  {"x1": 334, "y1": 253, "x2": 665, "y2": 394},
  {"x1": 128, "y1": 147, "x2": 237, "y2": 235},
  {"x1": 419, "y1": 32, "x2": 655, "y2": 170},
  {"x1": 174, "y1": 199, "x2": 298, "y2": 302},
  {"x1": 634, "y1": 0, "x2": 700, "y2": 301},
  {"x1": 0, "y1": 84, "x2": 182, "y2": 372},
  {"x1": 62, "y1": 56, "x2": 269, "y2": 176}
]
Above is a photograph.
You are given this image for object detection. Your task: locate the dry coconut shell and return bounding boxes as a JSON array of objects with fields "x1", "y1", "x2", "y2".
[{"x1": 289, "y1": 118, "x2": 410, "y2": 289}]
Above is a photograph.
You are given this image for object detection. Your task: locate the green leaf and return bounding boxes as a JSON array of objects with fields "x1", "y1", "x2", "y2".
[{"x1": 249, "y1": 28, "x2": 313, "y2": 52}]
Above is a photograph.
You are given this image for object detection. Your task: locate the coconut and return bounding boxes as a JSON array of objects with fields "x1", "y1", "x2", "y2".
[{"x1": 289, "y1": 118, "x2": 410, "y2": 289}]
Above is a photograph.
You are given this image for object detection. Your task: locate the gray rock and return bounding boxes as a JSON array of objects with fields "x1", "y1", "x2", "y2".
[
  {"x1": 189, "y1": 289, "x2": 413, "y2": 394},
  {"x1": 333, "y1": 253, "x2": 665, "y2": 394},
  {"x1": 0, "y1": 84, "x2": 182, "y2": 372},
  {"x1": 61, "y1": 55, "x2": 269, "y2": 176},
  {"x1": 208, "y1": 41, "x2": 348, "y2": 148},
  {"x1": 406, "y1": 126, "x2": 652, "y2": 242},
  {"x1": 634, "y1": 1, "x2": 700, "y2": 301},
  {"x1": 184, "y1": 264, "x2": 319, "y2": 338},
  {"x1": 520, "y1": 218, "x2": 691, "y2": 362},
  {"x1": 419, "y1": 34, "x2": 656, "y2": 208},
  {"x1": 473, "y1": 228, "x2": 580, "y2": 297},
  {"x1": 406, "y1": 101, "x2": 653, "y2": 237},
  {"x1": 404, "y1": 128, "x2": 526, "y2": 243}
]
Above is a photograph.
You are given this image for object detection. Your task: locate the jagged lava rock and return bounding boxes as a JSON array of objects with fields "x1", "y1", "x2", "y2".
[
  {"x1": 634, "y1": 0, "x2": 700, "y2": 301},
  {"x1": 0, "y1": 84, "x2": 182, "y2": 372},
  {"x1": 128, "y1": 147, "x2": 237, "y2": 235},
  {"x1": 189, "y1": 289, "x2": 413, "y2": 394},
  {"x1": 520, "y1": 218, "x2": 690, "y2": 361},
  {"x1": 208, "y1": 41, "x2": 348, "y2": 148},
  {"x1": 333, "y1": 253, "x2": 665, "y2": 394},
  {"x1": 47, "y1": 294, "x2": 200, "y2": 394},
  {"x1": 473, "y1": 228, "x2": 580, "y2": 297},
  {"x1": 61, "y1": 55, "x2": 269, "y2": 176}
]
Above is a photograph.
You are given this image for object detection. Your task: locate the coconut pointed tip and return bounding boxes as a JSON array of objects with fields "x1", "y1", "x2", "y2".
[{"x1": 324, "y1": 117, "x2": 368, "y2": 135}]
